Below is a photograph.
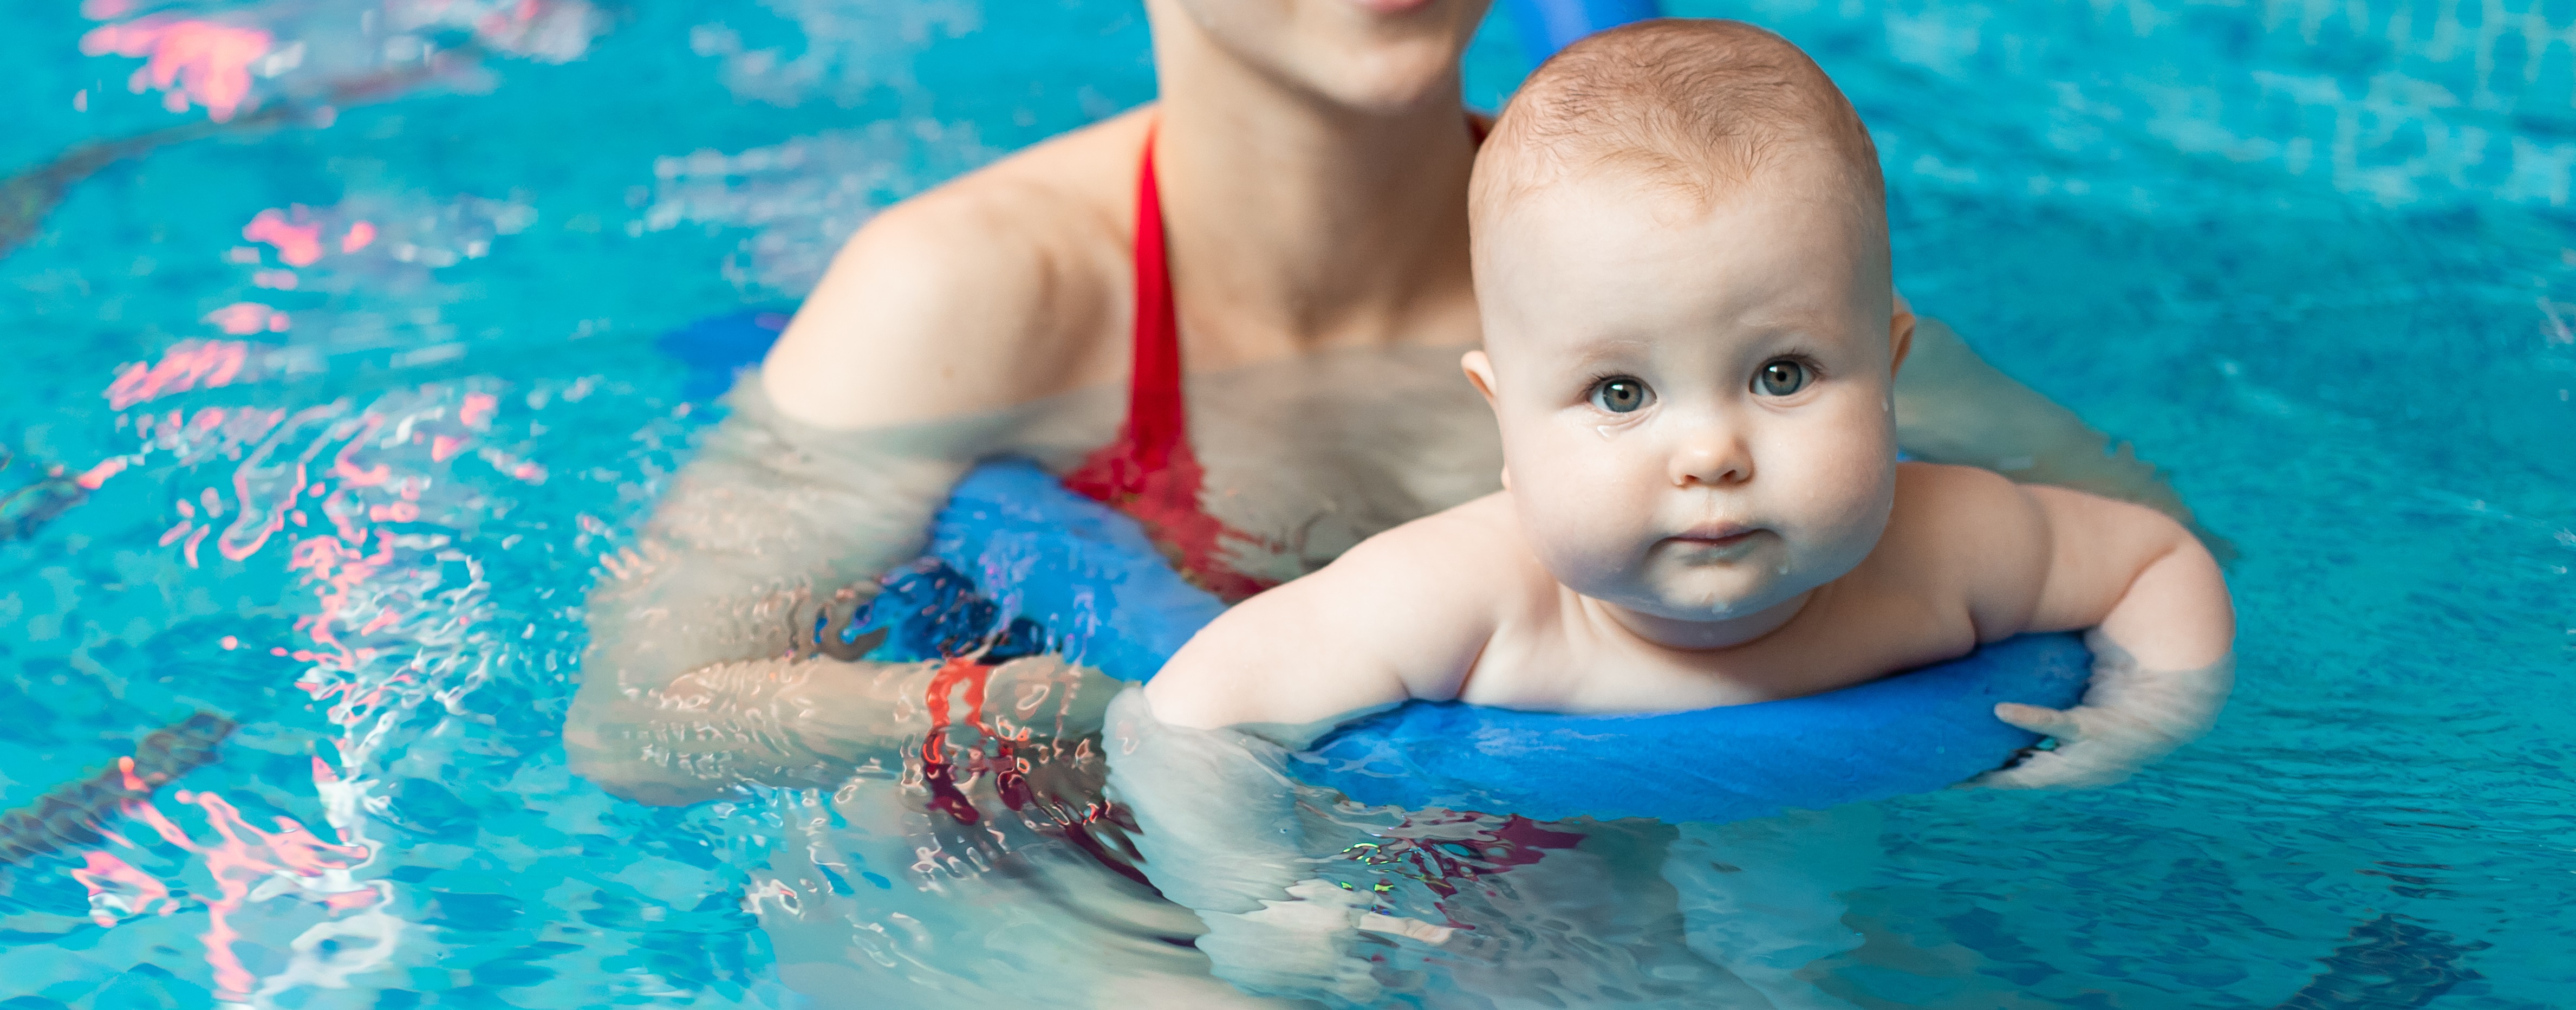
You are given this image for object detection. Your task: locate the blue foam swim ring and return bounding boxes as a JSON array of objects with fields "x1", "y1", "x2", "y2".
[{"x1": 855, "y1": 462, "x2": 2090, "y2": 825}]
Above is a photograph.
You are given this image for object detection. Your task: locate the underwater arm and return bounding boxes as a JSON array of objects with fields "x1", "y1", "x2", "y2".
[
  {"x1": 567, "y1": 196, "x2": 1103, "y2": 805},
  {"x1": 1975, "y1": 484, "x2": 2237, "y2": 788},
  {"x1": 1105, "y1": 690, "x2": 1448, "y2": 1006},
  {"x1": 1115, "y1": 516, "x2": 1502, "y2": 1000},
  {"x1": 563, "y1": 394, "x2": 979, "y2": 805},
  {"x1": 564, "y1": 396, "x2": 1133, "y2": 806}
]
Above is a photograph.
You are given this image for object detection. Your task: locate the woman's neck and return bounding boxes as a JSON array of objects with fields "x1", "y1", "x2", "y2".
[{"x1": 1148, "y1": 27, "x2": 1482, "y2": 366}]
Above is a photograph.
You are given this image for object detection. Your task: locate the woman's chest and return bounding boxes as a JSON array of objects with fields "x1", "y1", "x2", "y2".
[{"x1": 1181, "y1": 346, "x2": 1504, "y2": 578}]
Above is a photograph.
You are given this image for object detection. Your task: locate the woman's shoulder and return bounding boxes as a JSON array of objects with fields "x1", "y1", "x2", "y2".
[
  {"x1": 892, "y1": 108, "x2": 1151, "y2": 250},
  {"x1": 762, "y1": 111, "x2": 1156, "y2": 429}
]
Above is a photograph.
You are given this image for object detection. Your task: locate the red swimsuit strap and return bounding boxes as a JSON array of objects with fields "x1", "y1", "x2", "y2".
[
  {"x1": 1061, "y1": 127, "x2": 1277, "y2": 603},
  {"x1": 1122, "y1": 128, "x2": 1186, "y2": 471}
]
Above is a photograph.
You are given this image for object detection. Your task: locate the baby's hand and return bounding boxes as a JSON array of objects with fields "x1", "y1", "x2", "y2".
[
  {"x1": 1972, "y1": 631, "x2": 2234, "y2": 789},
  {"x1": 1195, "y1": 878, "x2": 1453, "y2": 1003}
]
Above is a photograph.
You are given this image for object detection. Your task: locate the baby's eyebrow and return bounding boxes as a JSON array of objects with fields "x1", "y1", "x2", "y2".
[{"x1": 1550, "y1": 336, "x2": 1657, "y2": 367}]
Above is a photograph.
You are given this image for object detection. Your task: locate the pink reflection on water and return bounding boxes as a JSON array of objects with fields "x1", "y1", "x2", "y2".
[
  {"x1": 244, "y1": 208, "x2": 324, "y2": 267},
  {"x1": 95, "y1": 327, "x2": 541, "y2": 998},
  {"x1": 122, "y1": 793, "x2": 371, "y2": 1003},
  {"x1": 482, "y1": 449, "x2": 546, "y2": 483},
  {"x1": 458, "y1": 392, "x2": 498, "y2": 429},
  {"x1": 216, "y1": 412, "x2": 315, "y2": 563},
  {"x1": 71, "y1": 849, "x2": 180, "y2": 927},
  {"x1": 341, "y1": 221, "x2": 377, "y2": 253},
  {"x1": 79, "y1": 17, "x2": 272, "y2": 122},
  {"x1": 205, "y1": 302, "x2": 287, "y2": 335},
  {"x1": 107, "y1": 340, "x2": 250, "y2": 410},
  {"x1": 290, "y1": 529, "x2": 398, "y2": 674},
  {"x1": 74, "y1": 456, "x2": 130, "y2": 490},
  {"x1": 330, "y1": 417, "x2": 392, "y2": 487}
]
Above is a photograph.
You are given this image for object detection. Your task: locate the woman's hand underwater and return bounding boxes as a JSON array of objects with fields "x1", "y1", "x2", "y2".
[{"x1": 1971, "y1": 630, "x2": 2236, "y2": 789}]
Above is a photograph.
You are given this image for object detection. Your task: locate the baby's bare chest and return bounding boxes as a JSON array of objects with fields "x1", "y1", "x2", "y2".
[
  {"x1": 1455, "y1": 640, "x2": 1845, "y2": 714},
  {"x1": 1453, "y1": 599, "x2": 1978, "y2": 716}
]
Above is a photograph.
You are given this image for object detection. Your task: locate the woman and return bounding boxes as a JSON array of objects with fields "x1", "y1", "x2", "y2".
[{"x1": 566, "y1": 0, "x2": 2198, "y2": 1002}]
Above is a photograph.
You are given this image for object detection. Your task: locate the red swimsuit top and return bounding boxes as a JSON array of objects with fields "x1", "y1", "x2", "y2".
[
  {"x1": 1058, "y1": 131, "x2": 1279, "y2": 603},
  {"x1": 1063, "y1": 121, "x2": 1484, "y2": 603}
]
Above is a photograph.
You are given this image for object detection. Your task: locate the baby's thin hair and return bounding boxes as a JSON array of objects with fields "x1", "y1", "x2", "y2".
[{"x1": 1474, "y1": 20, "x2": 1883, "y2": 220}]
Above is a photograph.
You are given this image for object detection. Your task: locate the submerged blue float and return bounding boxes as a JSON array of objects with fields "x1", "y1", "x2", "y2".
[
  {"x1": 1302, "y1": 633, "x2": 2090, "y2": 822},
  {"x1": 861, "y1": 459, "x2": 2091, "y2": 825}
]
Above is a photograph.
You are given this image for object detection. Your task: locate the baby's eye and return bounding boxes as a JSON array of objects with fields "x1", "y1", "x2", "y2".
[
  {"x1": 1753, "y1": 359, "x2": 1811, "y2": 397},
  {"x1": 1590, "y1": 377, "x2": 1655, "y2": 413}
]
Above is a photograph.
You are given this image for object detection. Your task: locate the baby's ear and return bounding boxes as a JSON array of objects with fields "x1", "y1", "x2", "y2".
[
  {"x1": 1888, "y1": 295, "x2": 1917, "y2": 378},
  {"x1": 1461, "y1": 349, "x2": 1500, "y2": 406}
]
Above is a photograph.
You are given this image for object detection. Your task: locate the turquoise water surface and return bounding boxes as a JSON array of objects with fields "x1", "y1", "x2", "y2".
[{"x1": 1, "y1": 1, "x2": 2570, "y2": 1007}]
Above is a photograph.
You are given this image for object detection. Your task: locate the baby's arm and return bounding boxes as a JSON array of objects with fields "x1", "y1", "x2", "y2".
[
  {"x1": 1144, "y1": 501, "x2": 1513, "y2": 734},
  {"x1": 2018, "y1": 484, "x2": 2234, "y2": 671},
  {"x1": 1947, "y1": 472, "x2": 2236, "y2": 787}
]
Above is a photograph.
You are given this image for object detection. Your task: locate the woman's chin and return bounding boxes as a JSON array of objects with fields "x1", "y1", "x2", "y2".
[
  {"x1": 1296, "y1": 46, "x2": 1471, "y2": 114},
  {"x1": 1346, "y1": 0, "x2": 1441, "y2": 13}
]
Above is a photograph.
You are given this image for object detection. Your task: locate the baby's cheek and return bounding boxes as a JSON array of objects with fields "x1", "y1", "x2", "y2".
[
  {"x1": 1513, "y1": 478, "x2": 1638, "y2": 594},
  {"x1": 1791, "y1": 461, "x2": 1898, "y2": 571}
]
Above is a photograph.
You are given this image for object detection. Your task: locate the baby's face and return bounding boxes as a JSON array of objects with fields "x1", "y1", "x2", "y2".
[{"x1": 1468, "y1": 166, "x2": 1909, "y2": 636}]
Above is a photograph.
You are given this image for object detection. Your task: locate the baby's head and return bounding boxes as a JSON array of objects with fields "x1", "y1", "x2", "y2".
[{"x1": 1462, "y1": 20, "x2": 1913, "y2": 641}]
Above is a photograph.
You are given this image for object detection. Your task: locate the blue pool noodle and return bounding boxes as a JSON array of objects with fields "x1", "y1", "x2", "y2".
[
  {"x1": 1502, "y1": 0, "x2": 1662, "y2": 66},
  {"x1": 662, "y1": 301, "x2": 2087, "y2": 826}
]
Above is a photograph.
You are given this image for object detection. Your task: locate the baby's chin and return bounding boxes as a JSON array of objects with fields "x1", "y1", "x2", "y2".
[
  {"x1": 1614, "y1": 579, "x2": 1802, "y2": 623},
  {"x1": 1578, "y1": 556, "x2": 1803, "y2": 620},
  {"x1": 1545, "y1": 540, "x2": 1768, "y2": 613}
]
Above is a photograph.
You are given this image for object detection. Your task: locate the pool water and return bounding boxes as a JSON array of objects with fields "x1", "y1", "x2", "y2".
[{"x1": 1, "y1": 0, "x2": 2570, "y2": 1007}]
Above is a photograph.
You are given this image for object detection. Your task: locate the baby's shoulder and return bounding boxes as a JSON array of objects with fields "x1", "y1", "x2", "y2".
[
  {"x1": 1329, "y1": 495, "x2": 1560, "y2": 702},
  {"x1": 1892, "y1": 458, "x2": 2019, "y2": 499},
  {"x1": 1331, "y1": 493, "x2": 1550, "y2": 590},
  {"x1": 1882, "y1": 462, "x2": 2042, "y2": 551},
  {"x1": 1318, "y1": 494, "x2": 1563, "y2": 643},
  {"x1": 1855, "y1": 462, "x2": 2052, "y2": 635}
]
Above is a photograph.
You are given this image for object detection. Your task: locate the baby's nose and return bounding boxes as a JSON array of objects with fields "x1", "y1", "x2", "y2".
[{"x1": 1668, "y1": 428, "x2": 1752, "y2": 487}]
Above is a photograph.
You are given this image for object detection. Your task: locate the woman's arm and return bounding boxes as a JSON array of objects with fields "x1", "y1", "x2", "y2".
[
  {"x1": 1105, "y1": 690, "x2": 1450, "y2": 1006},
  {"x1": 564, "y1": 389, "x2": 944, "y2": 804},
  {"x1": 565, "y1": 176, "x2": 1127, "y2": 806},
  {"x1": 565, "y1": 383, "x2": 1141, "y2": 805}
]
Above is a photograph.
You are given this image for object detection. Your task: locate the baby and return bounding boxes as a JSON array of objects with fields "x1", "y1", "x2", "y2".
[
  {"x1": 1143, "y1": 20, "x2": 2232, "y2": 768},
  {"x1": 1110, "y1": 18, "x2": 2235, "y2": 1006}
]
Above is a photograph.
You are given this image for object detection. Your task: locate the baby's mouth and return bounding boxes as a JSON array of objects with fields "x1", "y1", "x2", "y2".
[{"x1": 1663, "y1": 525, "x2": 1765, "y2": 559}]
